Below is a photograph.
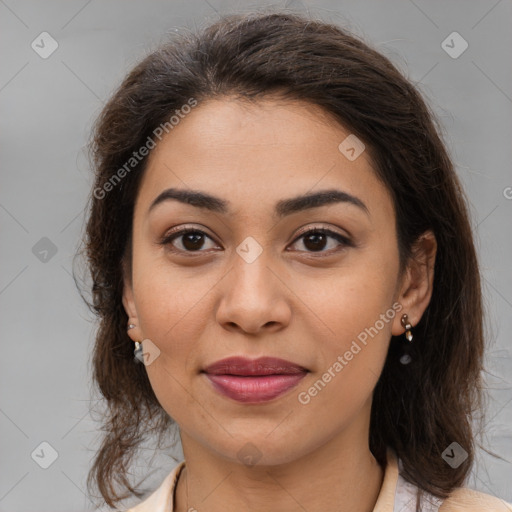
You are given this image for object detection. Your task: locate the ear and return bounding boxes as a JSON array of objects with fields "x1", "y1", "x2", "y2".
[
  {"x1": 392, "y1": 230, "x2": 437, "y2": 336},
  {"x1": 122, "y1": 257, "x2": 143, "y2": 343}
]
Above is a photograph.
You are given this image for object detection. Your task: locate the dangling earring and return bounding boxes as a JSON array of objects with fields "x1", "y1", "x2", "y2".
[
  {"x1": 133, "y1": 340, "x2": 144, "y2": 363},
  {"x1": 401, "y1": 314, "x2": 413, "y2": 342},
  {"x1": 399, "y1": 314, "x2": 413, "y2": 365},
  {"x1": 127, "y1": 324, "x2": 143, "y2": 363}
]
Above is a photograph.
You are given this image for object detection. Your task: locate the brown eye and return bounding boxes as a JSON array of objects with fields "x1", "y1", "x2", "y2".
[
  {"x1": 289, "y1": 228, "x2": 352, "y2": 254},
  {"x1": 160, "y1": 228, "x2": 219, "y2": 254}
]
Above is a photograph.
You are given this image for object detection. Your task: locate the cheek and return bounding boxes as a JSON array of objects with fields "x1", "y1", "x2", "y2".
[
  {"x1": 131, "y1": 261, "x2": 209, "y2": 421},
  {"x1": 294, "y1": 257, "x2": 398, "y2": 349},
  {"x1": 131, "y1": 254, "x2": 213, "y2": 363},
  {"x1": 292, "y1": 245, "x2": 399, "y2": 401},
  {"x1": 293, "y1": 293, "x2": 395, "y2": 430}
]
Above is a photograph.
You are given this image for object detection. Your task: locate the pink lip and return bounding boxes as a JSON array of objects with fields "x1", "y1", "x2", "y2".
[{"x1": 202, "y1": 356, "x2": 308, "y2": 403}]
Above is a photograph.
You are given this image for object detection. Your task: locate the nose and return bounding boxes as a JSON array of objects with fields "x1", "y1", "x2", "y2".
[{"x1": 215, "y1": 249, "x2": 292, "y2": 335}]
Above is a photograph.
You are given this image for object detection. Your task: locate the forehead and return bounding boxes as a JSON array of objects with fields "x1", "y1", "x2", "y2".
[{"x1": 136, "y1": 97, "x2": 393, "y2": 221}]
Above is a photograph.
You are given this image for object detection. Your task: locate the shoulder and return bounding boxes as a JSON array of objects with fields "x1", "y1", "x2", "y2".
[
  {"x1": 123, "y1": 461, "x2": 185, "y2": 512},
  {"x1": 439, "y1": 486, "x2": 512, "y2": 512}
]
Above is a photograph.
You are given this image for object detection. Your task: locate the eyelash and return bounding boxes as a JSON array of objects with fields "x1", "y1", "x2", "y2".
[{"x1": 159, "y1": 225, "x2": 353, "y2": 257}]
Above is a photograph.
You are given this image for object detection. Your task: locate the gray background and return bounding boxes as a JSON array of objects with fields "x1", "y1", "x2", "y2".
[{"x1": 1, "y1": 1, "x2": 511, "y2": 511}]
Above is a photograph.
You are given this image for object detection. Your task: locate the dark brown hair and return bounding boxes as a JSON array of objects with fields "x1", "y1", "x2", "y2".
[{"x1": 81, "y1": 10, "x2": 485, "y2": 510}]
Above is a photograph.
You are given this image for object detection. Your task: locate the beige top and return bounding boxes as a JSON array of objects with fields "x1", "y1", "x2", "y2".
[{"x1": 125, "y1": 449, "x2": 511, "y2": 512}]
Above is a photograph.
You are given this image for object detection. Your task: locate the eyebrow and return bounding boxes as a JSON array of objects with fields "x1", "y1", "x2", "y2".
[{"x1": 148, "y1": 187, "x2": 369, "y2": 218}]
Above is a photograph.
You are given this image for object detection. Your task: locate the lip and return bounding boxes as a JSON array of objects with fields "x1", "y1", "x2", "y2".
[
  {"x1": 203, "y1": 356, "x2": 308, "y2": 376},
  {"x1": 202, "y1": 356, "x2": 308, "y2": 403}
]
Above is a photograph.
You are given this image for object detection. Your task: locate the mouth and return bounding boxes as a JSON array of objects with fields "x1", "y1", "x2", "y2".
[{"x1": 201, "y1": 356, "x2": 309, "y2": 403}]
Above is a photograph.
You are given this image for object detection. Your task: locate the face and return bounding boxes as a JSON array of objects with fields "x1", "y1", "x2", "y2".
[{"x1": 123, "y1": 97, "x2": 420, "y2": 466}]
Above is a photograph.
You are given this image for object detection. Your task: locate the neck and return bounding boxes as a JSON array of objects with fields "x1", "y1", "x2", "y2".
[{"x1": 174, "y1": 415, "x2": 384, "y2": 512}]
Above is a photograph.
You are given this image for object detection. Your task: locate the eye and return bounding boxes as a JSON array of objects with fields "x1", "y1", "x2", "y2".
[
  {"x1": 159, "y1": 227, "x2": 219, "y2": 254},
  {"x1": 288, "y1": 227, "x2": 353, "y2": 254}
]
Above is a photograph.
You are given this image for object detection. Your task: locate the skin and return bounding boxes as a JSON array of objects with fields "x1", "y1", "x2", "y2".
[{"x1": 124, "y1": 97, "x2": 436, "y2": 512}]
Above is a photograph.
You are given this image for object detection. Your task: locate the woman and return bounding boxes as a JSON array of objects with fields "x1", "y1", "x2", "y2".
[{"x1": 82, "y1": 10, "x2": 511, "y2": 512}]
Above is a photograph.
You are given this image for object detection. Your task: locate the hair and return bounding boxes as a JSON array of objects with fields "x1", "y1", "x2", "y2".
[{"x1": 81, "y1": 9, "x2": 486, "y2": 511}]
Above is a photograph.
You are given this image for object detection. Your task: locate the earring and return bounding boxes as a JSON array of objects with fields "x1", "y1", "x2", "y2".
[
  {"x1": 134, "y1": 340, "x2": 144, "y2": 363},
  {"x1": 400, "y1": 314, "x2": 413, "y2": 342},
  {"x1": 127, "y1": 323, "x2": 136, "y2": 330},
  {"x1": 399, "y1": 314, "x2": 413, "y2": 365}
]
